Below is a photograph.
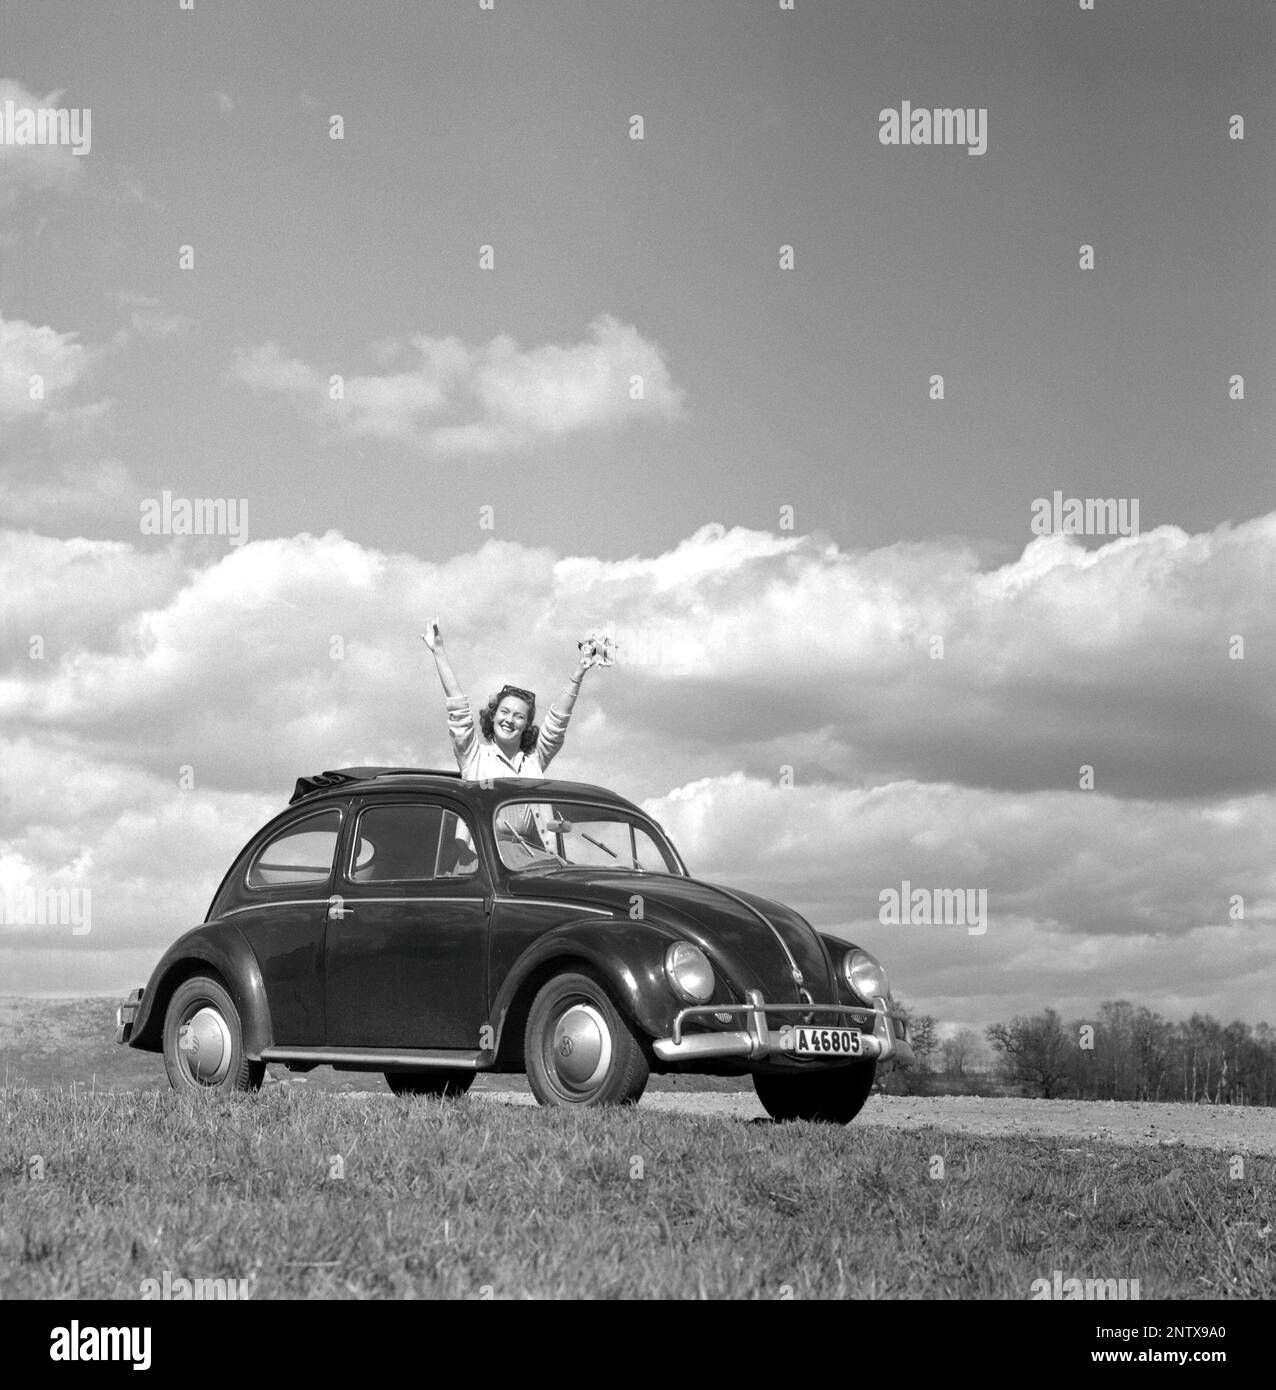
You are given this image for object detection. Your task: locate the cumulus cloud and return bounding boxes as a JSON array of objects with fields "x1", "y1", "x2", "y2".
[
  {"x1": 644, "y1": 773, "x2": 1275, "y2": 943},
  {"x1": 0, "y1": 738, "x2": 275, "y2": 963},
  {"x1": 3, "y1": 514, "x2": 1274, "y2": 794},
  {"x1": 0, "y1": 459, "x2": 139, "y2": 527},
  {"x1": 643, "y1": 773, "x2": 1276, "y2": 1025},
  {"x1": 0, "y1": 79, "x2": 89, "y2": 200},
  {"x1": 2, "y1": 512, "x2": 1273, "y2": 1018},
  {"x1": 0, "y1": 528, "x2": 188, "y2": 661},
  {"x1": 229, "y1": 314, "x2": 685, "y2": 454},
  {"x1": 562, "y1": 519, "x2": 1276, "y2": 799},
  {"x1": 0, "y1": 312, "x2": 99, "y2": 423}
]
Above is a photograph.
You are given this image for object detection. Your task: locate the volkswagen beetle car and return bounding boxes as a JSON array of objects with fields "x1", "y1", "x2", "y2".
[{"x1": 116, "y1": 768, "x2": 912, "y2": 1122}]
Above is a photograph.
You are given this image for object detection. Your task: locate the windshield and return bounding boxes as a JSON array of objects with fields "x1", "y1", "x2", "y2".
[{"x1": 494, "y1": 801, "x2": 684, "y2": 875}]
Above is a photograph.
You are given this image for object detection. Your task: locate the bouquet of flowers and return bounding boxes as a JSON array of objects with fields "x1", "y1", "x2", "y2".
[{"x1": 577, "y1": 629, "x2": 616, "y2": 668}]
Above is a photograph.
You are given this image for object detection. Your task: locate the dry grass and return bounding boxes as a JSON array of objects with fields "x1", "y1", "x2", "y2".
[{"x1": 2, "y1": 1086, "x2": 1271, "y2": 1299}]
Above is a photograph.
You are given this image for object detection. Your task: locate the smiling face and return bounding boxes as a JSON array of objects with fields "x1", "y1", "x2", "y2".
[{"x1": 492, "y1": 695, "x2": 532, "y2": 752}]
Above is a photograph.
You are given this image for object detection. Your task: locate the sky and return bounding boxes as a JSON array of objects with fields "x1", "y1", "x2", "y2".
[{"x1": 1, "y1": 0, "x2": 1273, "y2": 1032}]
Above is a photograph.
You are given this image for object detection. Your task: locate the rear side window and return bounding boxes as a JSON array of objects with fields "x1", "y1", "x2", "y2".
[
  {"x1": 247, "y1": 810, "x2": 341, "y2": 888},
  {"x1": 350, "y1": 803, "x2": 479, "y2": 883}
]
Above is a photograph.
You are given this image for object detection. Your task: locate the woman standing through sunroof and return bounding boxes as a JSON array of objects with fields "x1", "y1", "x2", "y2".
[{"x1": 422, "y1": 619, "x2": 605, "y2": 781}]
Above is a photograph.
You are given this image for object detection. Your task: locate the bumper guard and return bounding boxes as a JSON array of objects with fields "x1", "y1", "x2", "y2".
[
  {"x1": 652, "y1": 991, "x2": 914, "y2": 1066},
  {"x1": 115, "y1": 987, "x2": 143, "y2": 1045}
]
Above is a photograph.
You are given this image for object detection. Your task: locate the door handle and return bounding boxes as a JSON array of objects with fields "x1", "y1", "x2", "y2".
[{"x1": 327, "y1": 897, "x2": 352, "y2": 921}]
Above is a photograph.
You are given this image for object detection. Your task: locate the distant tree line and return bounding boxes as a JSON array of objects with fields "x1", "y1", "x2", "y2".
[{"x1": 882, "y1": 999, "x2": 1276, "y2": 1106}]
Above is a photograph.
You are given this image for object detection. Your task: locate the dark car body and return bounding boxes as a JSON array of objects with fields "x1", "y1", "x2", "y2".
[{"x1": 117, "y1": 768, "x2": 912, "y2": 1120}]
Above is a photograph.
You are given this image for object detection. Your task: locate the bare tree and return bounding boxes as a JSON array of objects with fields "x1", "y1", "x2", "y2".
[
  {"x1": 911, "y1": 1014, "x2": 938, "y2": 1071},
  {"x1": 941, "y1": 1027, "x2": 984, "y2": 1078},
  {"x1": 981, "y1": 1003, "x2": 1276, "y2": 1106},
  {"x1": 986, "y1": 1008, "x2": 1072, "y2": 1099},
  {"x1": 879, "y1": 1000, "x2": 939, "y2": 1095}
]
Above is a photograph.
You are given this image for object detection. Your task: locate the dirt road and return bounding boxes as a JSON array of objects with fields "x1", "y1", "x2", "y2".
[{"x1": 475, "y1": 1089, "x2": 1276, "y2": 1154}]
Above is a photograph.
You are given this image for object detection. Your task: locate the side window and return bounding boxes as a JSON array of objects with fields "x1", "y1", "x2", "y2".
[
  {"x1": 350, "y1": 803, "x2": 480, "y2": 883},
  {"x1": 247, "y1": 810, "x2": 341, "y2": 889},
  {"x1": 438, "y1": 809, "x2": 479, "y2": 879}
]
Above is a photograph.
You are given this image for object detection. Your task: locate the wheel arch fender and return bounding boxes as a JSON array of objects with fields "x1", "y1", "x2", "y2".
[
  {"x1": 487, "y1": 919, "x2": 675, "y2": 1069},
  {"x1": 129, "y1": 924, "x2": 273, "y2": 1058},
  {"x1": 818, "y1": 933, "x2": 883, "y2": 1010}
]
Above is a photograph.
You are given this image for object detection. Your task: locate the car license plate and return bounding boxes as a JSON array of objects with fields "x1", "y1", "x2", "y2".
[{"x1": 782, "y1": 1025, "x2": 863, "y2": 1057}]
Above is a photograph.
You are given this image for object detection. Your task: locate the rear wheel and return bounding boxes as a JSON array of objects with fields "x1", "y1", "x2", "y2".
[
  {"x1": 162, "y1": 976, "x2": 264, "y2": 1093},
  {"x1": 753, "y1": 1061, "x2": 876, "y2": 1123},
  {"x1": 384, "y1": 1071, "x2": 474, "y2": 1098},
  {"x1": 525, "y1": 972, "x2": 649, "y2": 1108}
]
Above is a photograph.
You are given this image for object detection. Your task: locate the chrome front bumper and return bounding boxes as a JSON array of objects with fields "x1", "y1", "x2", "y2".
[
  {"x1": 652, "y1": 990, "x2": 914, "y2": 1066},
  {"x1": 115, "y1": 987, "x2": 143, "y2": 1045}
]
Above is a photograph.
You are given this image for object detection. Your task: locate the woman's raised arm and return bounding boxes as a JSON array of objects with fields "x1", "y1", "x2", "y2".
[
  {"x1": 532, "y1": 648, "x2": 594, "y2": 771},
  {"x1": 553, "y1": 649, "x2": 592, "y2": 717},
  {"x1": 421, "y1": 619, "x2": 463, "y2": 699}
]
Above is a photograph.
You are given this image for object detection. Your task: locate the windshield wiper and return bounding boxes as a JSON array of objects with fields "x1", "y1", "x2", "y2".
[{"x1": 578, "y1": 831, "x2": 617, "y2": 859}]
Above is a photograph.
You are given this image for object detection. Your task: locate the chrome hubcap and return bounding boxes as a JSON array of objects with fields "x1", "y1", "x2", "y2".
[
  {"x1": 550, "y1": 1003, "x2": 612, "y2": 1091},
  {"x1": 177, "y1": 1006, "x2": 232, "y2": 1086}
]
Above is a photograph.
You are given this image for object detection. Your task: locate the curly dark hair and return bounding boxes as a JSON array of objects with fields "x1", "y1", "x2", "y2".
[{"x1": 479, "y1": 688, "x2": 539, "y2": 754}]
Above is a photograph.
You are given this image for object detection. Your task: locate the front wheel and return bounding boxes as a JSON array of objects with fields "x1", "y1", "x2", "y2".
[
  {"x1": 162, "y1": 976, "x2": 264, "y2": 1093},
  {"x1": 384, "y1": 1071, "x2": 474, "y2": 1098},
  {"x1": 753, "y1": 1061, "x2": 877, "y2": 1123},
  {"x1": 524, "y1": 972, "x2": 649, "y2": 1108}
]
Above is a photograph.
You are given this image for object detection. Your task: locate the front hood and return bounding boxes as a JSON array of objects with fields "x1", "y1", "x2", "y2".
[{"x1": 506, "y1": 870, "x2": 836, "y2": 1003}]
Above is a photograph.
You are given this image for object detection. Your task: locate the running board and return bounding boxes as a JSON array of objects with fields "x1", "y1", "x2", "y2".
[{"x1": 259, "y1": 1046, "x2": 485, "y2": 1071}]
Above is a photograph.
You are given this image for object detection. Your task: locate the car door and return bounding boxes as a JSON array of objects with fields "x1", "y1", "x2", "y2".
[
  {"x1": 323, "y1": 796, "x2": 489, "y2": 1049},
  {"x1": 228, "y1": 806, "x2": 342, "y2": 1047}
]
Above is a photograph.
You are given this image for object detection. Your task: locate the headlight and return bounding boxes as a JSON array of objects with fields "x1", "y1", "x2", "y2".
[
  {"x1": 843, "y1": 948, "x2": 890, "y2": 1001},
  {"x1": 664, "y1": 942, "x2": 715, "y2": 1003}
]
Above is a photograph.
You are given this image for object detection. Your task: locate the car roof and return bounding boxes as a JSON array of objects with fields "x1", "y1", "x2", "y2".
[{"x1": 289, "y1": 766, "x2": 640, "y2": 813}]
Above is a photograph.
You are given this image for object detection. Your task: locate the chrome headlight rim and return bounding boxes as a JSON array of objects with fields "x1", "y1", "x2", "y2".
[
  {"x1": 664, "y1": 941, "x2": 715, "y2": 1004},
  {"x1": 843, "y1": 948, "x2": 890, "y2": 1002}
]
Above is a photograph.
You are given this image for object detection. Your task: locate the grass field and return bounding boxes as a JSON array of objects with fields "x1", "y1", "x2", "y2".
[
  {"x1": 0, "y1": 994, "x2": 749, "y2": 1095},
  {"x1": 3, "y1": 1085, "x2": 1271, "y2": 1300}
]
